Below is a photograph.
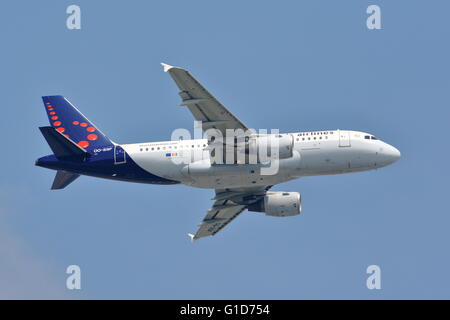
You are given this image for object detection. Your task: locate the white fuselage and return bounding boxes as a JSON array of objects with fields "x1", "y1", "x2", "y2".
[{"x1": 121, "y1": 130, "x2": 401, "y2": 189}]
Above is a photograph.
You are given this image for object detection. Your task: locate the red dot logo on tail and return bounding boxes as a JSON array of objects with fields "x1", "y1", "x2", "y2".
[
  {"x1": 87, "y1": 134, "x2": 98, "y2": 141},
  {"x1": 78, "y1": 141, "x2": 89, "y2": 148}
]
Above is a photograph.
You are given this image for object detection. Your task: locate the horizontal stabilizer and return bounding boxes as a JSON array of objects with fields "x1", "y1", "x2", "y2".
[
  {"x1": 51, "y1": 170, "x2": 80, "y2": 190},
  {"x1": 39, "y1": 126, "x2": 87, "y2": 160}
]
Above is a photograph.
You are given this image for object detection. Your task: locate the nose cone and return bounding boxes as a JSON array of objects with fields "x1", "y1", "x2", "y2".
[{"x1": 383, "y1": 144, "x2": 401, "y2": 165}]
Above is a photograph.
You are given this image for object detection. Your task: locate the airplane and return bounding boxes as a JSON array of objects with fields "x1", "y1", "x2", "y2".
[{"x1": 36, "y1": 62, "x2": 401, "y2": 241}]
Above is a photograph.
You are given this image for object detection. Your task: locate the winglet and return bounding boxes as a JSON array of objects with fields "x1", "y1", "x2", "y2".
[
  {"x1": 188, "y1": 233, "x2": 197, "y2": 243},
  {"x1": 161, "y1": 62, "x2": 174, "y2": 72}
]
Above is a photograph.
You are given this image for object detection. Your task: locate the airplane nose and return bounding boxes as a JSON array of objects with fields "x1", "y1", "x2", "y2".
[{"x1": 384, "y1": 145, "x2": 401, "y2": 164}]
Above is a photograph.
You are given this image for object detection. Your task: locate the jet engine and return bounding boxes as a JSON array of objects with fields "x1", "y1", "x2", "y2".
[
  {"x1": 248, "y1": 191, "x2": 301, "y2": 217},
  {"x1": 247, "y1": 134, "x2": 294, "y2": 161}
]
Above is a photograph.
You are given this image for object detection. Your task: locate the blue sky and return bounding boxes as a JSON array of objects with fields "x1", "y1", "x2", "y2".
[{"x1": 0, "y1": 0, "x2": 449, "y2": 299}]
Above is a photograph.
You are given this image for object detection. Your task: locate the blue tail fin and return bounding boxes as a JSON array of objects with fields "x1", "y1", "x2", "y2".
[{"x1": 42, "y1": 96, "x2": 113, "y2": 151}]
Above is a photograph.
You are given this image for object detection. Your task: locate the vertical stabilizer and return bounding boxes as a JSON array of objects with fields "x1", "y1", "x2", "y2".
[{"x1": 42, "y1": 96, "x2": 113, "y2": 151}]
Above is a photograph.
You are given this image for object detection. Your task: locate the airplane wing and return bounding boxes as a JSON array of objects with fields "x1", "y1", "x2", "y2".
[
  {"x1": 161, "y1": 62, "x2": 249, "y2": 136},
  {"x1": 189, "y1": 187, "x2": 269, "y2": 241}
]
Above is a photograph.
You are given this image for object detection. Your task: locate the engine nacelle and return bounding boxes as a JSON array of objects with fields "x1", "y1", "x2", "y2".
[
  {"x1": 248, "y1": 191, "x2": 301, "y2": 217},
  {"x1": 247, "y1": 134, "x2": 294, "y2": 161}
]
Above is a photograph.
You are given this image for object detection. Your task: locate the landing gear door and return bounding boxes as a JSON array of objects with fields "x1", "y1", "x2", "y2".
[
  {"x1": 114, "y1": 145, "x2": 126, "y2": 164},
  {"x1": 338, "y1": 130, "x2": 351, "y2": 147}
]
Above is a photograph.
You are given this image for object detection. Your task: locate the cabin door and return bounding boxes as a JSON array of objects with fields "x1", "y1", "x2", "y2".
[{"x1": 338, "y1": 130, "x2": 351, "y2": 147}]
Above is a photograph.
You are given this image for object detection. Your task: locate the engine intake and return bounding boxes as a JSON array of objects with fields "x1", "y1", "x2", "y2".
[{"x1": 248, "y1": 191, "x2": 301, "y2": 217}]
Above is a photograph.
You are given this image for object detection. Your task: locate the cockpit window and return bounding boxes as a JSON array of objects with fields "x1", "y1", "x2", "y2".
[
  {"x1": 364, "y1": 135, "x2": 370, "y2": 139},
  {"x1": 371, "y1": 136, "x2": 378, "y2": 140}
]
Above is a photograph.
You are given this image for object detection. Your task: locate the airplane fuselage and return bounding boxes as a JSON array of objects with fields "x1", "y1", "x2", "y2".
[{"x1": 37, "y1": 129, "x2": 400, "y2": 189}]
